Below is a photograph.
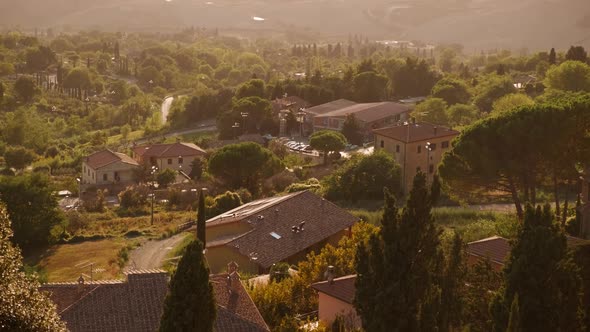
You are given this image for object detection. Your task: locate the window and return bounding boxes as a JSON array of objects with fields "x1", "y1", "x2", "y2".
[
  {"x1": 92, "y1": 173, "x2": 94, "y2": 180},
  {"x1": 167, "y1": 159, "x2": 172, "y2": 165},
  {"x1": 103, "y1": 174, "x2": 108, "y2": 181},
  {"x1": 430, "y1": 143, "x2": 437, "y2": 151},
  {"x1": 380, "y1": 140, "x2": 384, "y2": 148},
  {"x1": 396, "y1": 145, "x2": 400, "y2": 153},
  {"x1": 417, "y1": 145, "x2": 422, "y2": 153},
  {"x1": 429, "y1": 165, "x2": 434, "y2": 174},
  {"x1": 178, "y1": 157, "x2": 183, "y2": 164},
  {"x1": 442, "y1": 141, "x2": 449, "y2": 149}
]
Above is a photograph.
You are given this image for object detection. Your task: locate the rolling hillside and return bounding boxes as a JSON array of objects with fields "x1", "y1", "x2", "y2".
[{"x1": 0, "y1": 0, "x2": 589, "y2": 50}]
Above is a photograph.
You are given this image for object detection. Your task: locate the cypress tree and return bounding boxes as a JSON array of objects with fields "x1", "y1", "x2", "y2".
[
  {"x1": 491, "y1": 204, "x2": 584, "y2": 332},
  {"x1": 506, "y1": 295, "x2": 522, "y2": 332},
  {"x1": 549, "y1": 48, "x2": 556, "y2": 65},
  {"x1": 197, "y1": 190, "x2": 206, "y2": 246},
  {"x1": 354, "y1": 173, "x2": 444, "y2": 331},
  {"x1": 439, "y1": 232, "x2": 464, "y2": 332},
  {"x1": 159, "y1": 240, "x2": 216, "y2": 332}
]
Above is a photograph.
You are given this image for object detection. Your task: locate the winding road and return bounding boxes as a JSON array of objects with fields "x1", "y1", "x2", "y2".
[
  {"x1": 161, "y1": 96, "x2": 174, "y2": 124},
  {"x1": 126, "y1": 230, "x2": 194, "y2": 271}
]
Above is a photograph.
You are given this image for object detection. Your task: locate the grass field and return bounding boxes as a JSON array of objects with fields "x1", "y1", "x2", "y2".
[{"x1": 33, "y1": 239, "x2": 129, "y2": 282}]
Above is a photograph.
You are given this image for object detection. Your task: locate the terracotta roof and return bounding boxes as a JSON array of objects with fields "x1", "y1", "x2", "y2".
[
  {"x1": 315, "y1": 102, "x2": 411, "y2": 123},
  {"x1": 304, "y1": 99, "x2": 357, "y2": 116},
  {"x1": 84, "y1": 149, "x2": 139, "y2": 170},
  {"x1": 373, "y1": 122, "x2": 459, "y2": 143},
  {"x1": 133, "y1": 142, "x2": 206, "y2": 159},
  {"x1": 206, "y1": 191, "x2": 358, "y2": 269},
  {"x1": 312, "y1": 275, "x2": 357, "y2": 304},
  {"x1": 466, "y1": 236, "x2": 511, "y2": 265},
  {"x1": 211, "y1": 273, "x2": 270, "y2": 332},
  {"x1": 40, "y1": 270, "x2": 169, "y2": 332},
  {"x1": 41, "y1": 270, "x2": 270, "y2": 332},
  {"x1": 467, "y1": 235, "x2": 589, "y2": 266}
]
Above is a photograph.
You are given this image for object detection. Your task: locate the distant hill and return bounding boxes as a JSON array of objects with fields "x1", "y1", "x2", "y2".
[{"x1": 0, "y1": 0, "x2": 589, "y2": 50}]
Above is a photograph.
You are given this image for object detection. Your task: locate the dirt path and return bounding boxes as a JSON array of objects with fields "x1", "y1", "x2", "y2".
[{"x1": 126, "y1": 230, "x2": 193, "y2": 271}]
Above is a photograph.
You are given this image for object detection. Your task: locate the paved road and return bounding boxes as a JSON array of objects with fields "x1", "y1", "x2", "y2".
[
  {"x1": 133, "y1": 120, "x2": 217, "y2": 145},
  {"x1": 126, "y1": 231, "x2": 193, "y2": 270},
  {"x1": 161, "y1": 96, "x2": 174, "y2": 124}
]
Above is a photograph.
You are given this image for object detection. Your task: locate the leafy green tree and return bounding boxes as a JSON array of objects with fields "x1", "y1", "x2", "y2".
[
  {"x1": 159, "y1": 240, "x2": 216, "y2": 332},
  {"x1": 309, "y1": 130, "x2": 347, "y2": 165},
  {"x1": 462, "y1": 259, "x2": 502, "y2": 332},
  {"x1": 236, "y1": 79, "x2": 266, "y2": 99},
  {"x1": 231, "y1": 96, "x2": 272, "y2": 134},
  {"x1": 491, "y1": 93, "x2": 534, "y2": 115},
  {"x1": 156, "y1": 169, "x2": 177, "y2": 188},
  {"x1": 491, "y1": 204, "x2": 584, "y2": 332},
  {"x1": 341, "y1": 113, "x2": 363, "y2": 145},
  {"x1": 14, "y1": 76, "x2": 36, "y2": 102},
  {"x1": 544, "y1": 60, "x2": 590, "y2": 92},
  {"x1": 209, "y1": 191, "x2": 242, "y2": 217},
  {"x1": 388, "y1": 57, "x2": 440, "y2": 98},
  {"x1": 63, "y1": 67, "x2": 91, "y2": 91},
  {"x1": 353, "y1": 71, "x2": 388, "y2": 102},
  {"x1": 323, "y1": 151, "x2": 401, "y2": 202},
  {"x1": 118, "y1": 186, "x2": 148, "y2": 210},
  {"x1": 25, "y1": 46, "x2": 56, "y2": 73},
  {"x1": 431, "y1": 77, "x2": 472, "y2": 105},
  {"x1": 473, "y1": 75, "x2": 516, "y2": 112},
  {"x1": 355, "y1": 174, "x2": 443, "y2": 331},
  {"x1": 565, "y1": 46, "x2": 588, "y2": 63},
  {"x1": 0, "y1": 203, "x2": 66, "y2": 331},
  {"x1": 188, "y1": 157, "x2": 204, "y2": 181},
  {"x1": 445, "y1": 103, "x2": 479, "y2": 126},
  {"x1": 415, "y1": 97, "x2": 449, "y2": 125},
  {"x1": 0, "y1": 174, "x2": 63, "y2": 251},
  {"x1": 197, "y1": 190, "x2": 206, "y2": 246},
  {"x1": 208, "y1": 142, "x2": 283, "y2": 193},
  {"x1": 0, "y1": 81, "x2": 4, "y2": 102},
  {"x1": 4, "y1": 146, "x2": 37, "y2": 170}
]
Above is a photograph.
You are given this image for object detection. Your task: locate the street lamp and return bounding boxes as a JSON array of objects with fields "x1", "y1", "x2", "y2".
[
  {"x1": 232, "y1": 122, "x2": 240, "y2": 140},
  {"x1": 240, "y1": 112, "x2": 249, "y2": 133},
  {"x1": 296, "y1": 109, "x2": 306, "y2": 137},
  {"x1": 425, "y1": 142, "x2": 432, "y2": 181},
  {"x1": 150, "y1": 166, "x2": 159, "y2": 226},
  {"x1": 84, "y1": 97, "x2": 90, "y2": 115}
]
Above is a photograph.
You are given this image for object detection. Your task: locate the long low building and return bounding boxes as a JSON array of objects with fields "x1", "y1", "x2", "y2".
[
  {"x1": 309, "y1": 101, "x2": 411, "y2": 140},
  {"x1": 204, "y1": 190, "x2": 358, "y2": 275}
]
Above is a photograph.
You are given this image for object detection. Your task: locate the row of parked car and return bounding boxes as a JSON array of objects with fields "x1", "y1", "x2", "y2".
[{"x1": 285, "y1": 140, "x2": 314, "y2": 152}]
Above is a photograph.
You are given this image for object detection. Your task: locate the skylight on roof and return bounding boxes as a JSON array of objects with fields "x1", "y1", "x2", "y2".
[{"x1": 270, "y1": 232, "x2": 282, "y2": 239}]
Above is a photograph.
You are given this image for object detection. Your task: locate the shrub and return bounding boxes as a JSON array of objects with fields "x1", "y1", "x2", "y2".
[{"x1": 118, "y1": 186, "x2": 148, "y2": 210}]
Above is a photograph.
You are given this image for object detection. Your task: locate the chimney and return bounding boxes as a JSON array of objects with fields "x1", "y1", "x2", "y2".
[
  {"x1": 176, "y1": 137, "x2": 181, "y2": 143},
  {"x1": 433, "y1": 126, "x2": 438, "y2": 135},
  {"x1": 77, "y1": 275, "x2": 85, "y2": 293},
  {"x1": 326, "y1": 266, "x2": 335, "y2": 285},
  {"x1": 226, "y1": 262, "x2": 240, "y2": 294}
]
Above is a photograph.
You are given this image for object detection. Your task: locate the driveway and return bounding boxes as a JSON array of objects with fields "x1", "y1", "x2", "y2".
[{"x1": 126, "y1": 230, "x2": 194, "y2": 270}]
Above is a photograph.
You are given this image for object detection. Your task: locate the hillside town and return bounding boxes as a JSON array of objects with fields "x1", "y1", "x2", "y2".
[{"x1": 1, "y1": 21, "x2": 590, "y2": 332}]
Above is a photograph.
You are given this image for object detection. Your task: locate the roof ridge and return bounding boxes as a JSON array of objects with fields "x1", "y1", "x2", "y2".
[{"x1": 468, "y1": 235, "x2": 505, "y2": 244}]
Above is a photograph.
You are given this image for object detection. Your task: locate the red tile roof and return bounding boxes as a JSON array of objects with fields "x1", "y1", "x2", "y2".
[
  {"x1": 41, "y1": 270, "x2": 270, "y2": 332},
  {"x1": 467, "y1": 235, "x2": 589, "y2": 266},
  {"x1": 206, "y1": 191, "x2": 358, "y2": 269},
  {"x1": 312, "y1": 275, "x2": 357, "y2": 304},
  {"x1": 304, "y1": 99, "x2": 357, "y2": 116},
  {"x1": 315, "y1": 102, "x2": 411, "y2": 123},
  {"x1": 211, "y1": 273, "x2": 270, "y2": 331},
  {"x1": 84, "y1": 149, "x2": 139, "y2": 170},
  {"x1": 40, "y1": 270, "x2": 168, "y2": 332},
  {"x1": 133, "y1": 142, "x2": 206, "y2": 159},
  {"x1": 373, "y1": 122, "x2": 459, "y2": 143},
  {"x1": 466, "y1": 236, "x2": 511, "y2": 265}
]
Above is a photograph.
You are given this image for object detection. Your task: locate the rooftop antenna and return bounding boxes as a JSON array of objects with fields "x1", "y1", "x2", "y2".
[{"x1": 77, "y1": 261, "x2": 96, "y2": 282}]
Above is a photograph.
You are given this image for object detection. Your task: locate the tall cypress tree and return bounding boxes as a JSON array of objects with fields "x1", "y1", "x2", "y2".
[
  {"x1": 549, "y1": 48, "x2": 557, "y2": 65},
  {"x1": 197, "y1": 190, "x2": 206, "y2": 247},
  {"x1": 159, "y1": 240, "x2": 216, "y2": 332},
  {"x1": 491, "y1": 204, "x2": 584, "y2": 332},
  {"x1": 439, "y1": 232, "x2": 465, "y2": 332},
  {"x1": 354, "y1": 172, "x2": 444, "y2": 331}
]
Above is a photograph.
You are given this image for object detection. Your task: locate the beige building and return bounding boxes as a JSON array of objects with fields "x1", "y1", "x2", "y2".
[
  {"x1": 373, "y1": 122, "x2": 459, "y2": 194},
  {"x1": 131, "y1": 141, "x2": 206, "y2": 180},
  {"x1": 312, "y1": 274, "x2": 361, "y2": 329},
  {"x1": 81, "y1": 149, "x2": 139, "y2": 186},
  {"x1": 204, "y1": 190, "x2": 358, "y2": 275}
]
